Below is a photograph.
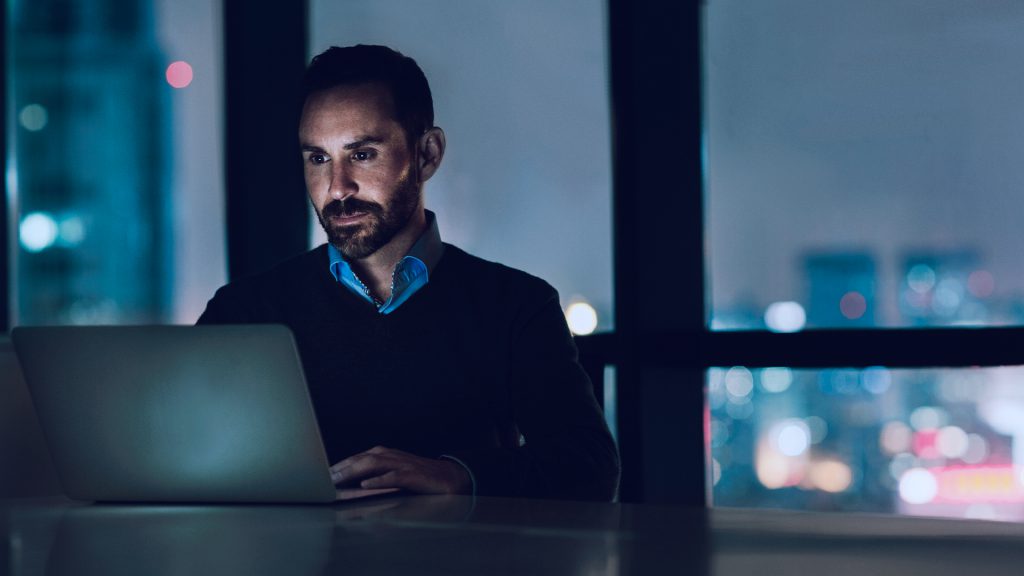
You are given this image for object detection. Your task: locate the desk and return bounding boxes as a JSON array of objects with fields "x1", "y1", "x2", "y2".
[{"x1": 3, "y1": 495, "x2": 1024, "y2": 575}]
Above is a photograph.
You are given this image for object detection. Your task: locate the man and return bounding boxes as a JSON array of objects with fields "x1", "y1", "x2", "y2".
[{"x1": 198, "y1": 45, "x2": 619, "y2": 500}]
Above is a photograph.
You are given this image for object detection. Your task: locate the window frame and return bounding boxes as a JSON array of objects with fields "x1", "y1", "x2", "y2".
[{"x1": 580, "y1": 0, "x2": 1024, "y2": 505}]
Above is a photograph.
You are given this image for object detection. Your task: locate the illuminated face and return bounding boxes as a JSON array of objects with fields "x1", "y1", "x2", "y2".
[{"x1": 299, "y1": 83, "x2": 422, "y2": 260}]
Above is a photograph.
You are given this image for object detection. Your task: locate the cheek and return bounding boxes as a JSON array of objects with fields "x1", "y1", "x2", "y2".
[{"x1": 303, "y1": 168, "x2": 328, "y2": 194}]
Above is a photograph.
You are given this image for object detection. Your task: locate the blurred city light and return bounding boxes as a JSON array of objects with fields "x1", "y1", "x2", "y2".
[
  {"x1": 839, "y1": 291, "x2": 867, "y2": 320},
  {"x1": 934, "y1": 466, "x2": 1024, "y2": 503},
  {"x1": 979, "y1": 401, "x2": 1024, "y2": 437},
  {"x1": 862, "y1": 366, "x2": 892, "y2": 395},
  {"x1": 912, "y1": 429, "x2": 940, "y2": 460},
  {"x1": 756, "y1": 448, "x2": 795, "y2": 489},
  {"x1": 880, "y1": 421, "x2": 913, "y2": 455},
  {"x1": 936, "y1": 426, "x2": 969, "y2": 459},
  {"x1": 966, "y1": 270, "x2": 995, "y2": 298},
  {"x1": 805, "y1": 416, "x2": 828, "y2": 444},
  {"x1": 809, "y1": 460, "x2": 852, "y2": 493},
  {"x1": 725, "y1": 367, "x2": 754, "y2": 398},
  {"x1": 19, "y1": 104, "x2": 48, "y2": 131},
  {"x1": 764, "y1": 301, "x2": 806, "y2": 332},
  {"x1": 565, "y1": 301, "x2": 598, "y2": 335},
  {"x1": 907, "y1": 264, "x2": 936, "y2": 294},
  {"x1": 962, "y1": 434, "x2": 989, "y2": 464},
  {"x1": 889, "y1": 452, "x2": 916, "y2": 480},
  {"x1": 910, "y1": 406, "x2": 947, "y2": 431},
  {"x1": 899, "y1": 468, "x2": 938, "y2": 504},
  {"x1": 58, "y1": 215, "x2": 86, "y2": 246},
  {"x1": 19, "y1": 212, "x2": 59, "y2": 252},
  {"x1": 166, "y1": 60, "x2": 194, "y2": 88},
  {"x1": 759, "y1": 367, "x2": 792, "y2": 393},
  {"x1": 933, "y1": 278, "x2": 963, "y2": 316},
  {"x1": 775, "y1": 419, "x2": 811, "y2": 457}
]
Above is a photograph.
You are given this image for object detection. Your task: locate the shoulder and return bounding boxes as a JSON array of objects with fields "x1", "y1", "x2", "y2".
[
  {"x1": 439, "y1": 244, "x2": 558, "y2": 302},
  {"x1": 197, "y1": 246, "x2": 329, "y2": 323},
  {"x1": 222, "y1": 245, "x2": 327, "y2": 295},
  {"x1": 435, "y1": 244, "x2": 562, "y2": 332}
]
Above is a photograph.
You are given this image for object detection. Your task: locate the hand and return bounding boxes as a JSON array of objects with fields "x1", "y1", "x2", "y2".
[{"x1": 330, "y1": 446, "x2": 472, "y2": 495}]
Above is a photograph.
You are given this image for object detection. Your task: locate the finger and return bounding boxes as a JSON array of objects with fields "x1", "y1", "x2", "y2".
[
  {"x1": 331, "y1": 446, "x2": 398, "y2": 474},
  {"x1": 332, "y1": 452, "x2": 402, "y2": 485},
  {"x1": 360, "y1": 470, "x2": 402, "y2": 489},
  {"x1": 361, "y1": 466, "x2": 451, "y2": 494}
]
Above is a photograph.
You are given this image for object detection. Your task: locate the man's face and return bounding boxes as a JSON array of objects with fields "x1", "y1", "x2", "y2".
[{"x1": 299, "y1": 83, "x2": 421, "y2": 260}]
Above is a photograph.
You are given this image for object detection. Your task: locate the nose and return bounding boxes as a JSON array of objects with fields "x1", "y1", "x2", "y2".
[{"x1": 328, "y1": 162, "x2": 357, "y2": 201}]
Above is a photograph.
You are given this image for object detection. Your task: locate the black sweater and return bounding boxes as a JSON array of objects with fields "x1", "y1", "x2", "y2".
[{"x1": 197, "y1": 244, "x2": 620, "y2": 500}]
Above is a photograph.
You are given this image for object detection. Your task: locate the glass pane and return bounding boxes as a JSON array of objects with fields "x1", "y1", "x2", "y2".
[
  {"x1": 7, "y1": 0, "x2": 225, "y2": 325},
  {"x1": 308, "y1": 0, "x2": 613, "y2": 333},
  {"x1": 710, "y1": 366, "x2": 1024, "y2": 521},
  {"x1": 705, "y1": 0, "x2": 1024, "y2": 329}
]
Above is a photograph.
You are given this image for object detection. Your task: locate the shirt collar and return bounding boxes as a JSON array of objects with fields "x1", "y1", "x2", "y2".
[
  {"x1": 327, "y1": 210, "x2": 444, "y2": 308},
  {"x1": 403, "y1": 209, "x2": 444, "y2": 273}
]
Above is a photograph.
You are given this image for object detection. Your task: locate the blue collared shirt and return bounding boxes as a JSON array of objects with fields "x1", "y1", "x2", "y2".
[{"x1": 327, "y1": 211, "x2": 444, "y2": 314}]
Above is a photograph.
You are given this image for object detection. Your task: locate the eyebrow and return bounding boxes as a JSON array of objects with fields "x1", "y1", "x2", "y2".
[
  {"x1": 300, "y1": 137, "x2": 385, "y2": 154},
  {"x1": 343, "y1": 137, "x2": 385, "y2": 150}
]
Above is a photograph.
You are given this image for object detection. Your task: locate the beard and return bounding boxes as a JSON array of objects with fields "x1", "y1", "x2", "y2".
[{"x1": 315, "y1": 173, "x2": 421, "y2": 260}]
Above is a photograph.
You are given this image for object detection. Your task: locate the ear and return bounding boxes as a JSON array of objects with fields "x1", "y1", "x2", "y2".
[{"x1": 415, "y1": 127, "x2": 446, "y2": 183}]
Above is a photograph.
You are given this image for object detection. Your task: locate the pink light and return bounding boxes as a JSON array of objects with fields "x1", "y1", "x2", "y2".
[
  {"x1": 912, "y1": 429, "x2": 940, "y2": 459},
  {"x1": 967, "y1": 270, "x2": 995, "y2": 298},
  {"x1": 166, "y1": 61, "x2": 194, "y2": 89},
  {"x1": 839, "y1": 291, "x2": 867, "y2": 320}
]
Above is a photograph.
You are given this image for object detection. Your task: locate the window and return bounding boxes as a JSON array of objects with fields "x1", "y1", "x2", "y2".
[
  {"x1": 6, "y1": 0, "x2": 224, "y2": 325},
  {"x1": 307, "y1": 0, "x2": 614, "y2": 333},
  {"x1": 704, "y1": 0, "x2": 1024, "y2": 520}
]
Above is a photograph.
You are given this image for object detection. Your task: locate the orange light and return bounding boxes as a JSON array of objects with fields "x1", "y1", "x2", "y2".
[{"x1": 934, "y1": 466, "x2": 1024, "y2": 503}]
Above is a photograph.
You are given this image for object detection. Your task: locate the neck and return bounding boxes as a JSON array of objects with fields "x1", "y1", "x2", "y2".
[{"x1": 349, "y1": 207, "x2": 428, "y2": 302}]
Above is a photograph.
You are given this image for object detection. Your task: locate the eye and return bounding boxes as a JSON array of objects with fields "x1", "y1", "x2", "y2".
[
  {"x1": 306, "y1": 153, "x2": 329, "y2": 165},
  {"x1": 351, "y1": 149, "x2": 377, "y2": 162}
]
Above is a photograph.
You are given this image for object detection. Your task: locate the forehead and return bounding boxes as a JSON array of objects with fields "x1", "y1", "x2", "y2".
[{"x1": 299, "y1": 83, "x2": 401, "y2": 139}]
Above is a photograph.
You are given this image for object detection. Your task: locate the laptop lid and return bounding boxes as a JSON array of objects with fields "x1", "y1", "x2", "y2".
[{"x1": 12, "y1": 324, "x2": 346, "y2": 503}]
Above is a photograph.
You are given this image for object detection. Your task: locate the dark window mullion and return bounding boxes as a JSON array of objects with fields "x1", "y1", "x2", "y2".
[{"x1": 579, "y1": 327, "x2": 1024, "y2": 369}]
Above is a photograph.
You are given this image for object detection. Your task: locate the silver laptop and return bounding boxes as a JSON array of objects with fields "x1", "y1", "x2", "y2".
[{"x1": 12, "y1": 324, "x2": 396, "y2": 503}]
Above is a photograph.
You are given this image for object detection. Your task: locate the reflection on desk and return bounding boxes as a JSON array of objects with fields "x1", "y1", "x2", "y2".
[{"x1": 4, "y1": 495, "x2": 1024, "y2": 575}]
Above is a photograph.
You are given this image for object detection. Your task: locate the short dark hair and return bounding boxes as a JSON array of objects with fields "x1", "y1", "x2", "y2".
[{"x1": 302, "y1": 45, "x2": 434, "y2": 142}]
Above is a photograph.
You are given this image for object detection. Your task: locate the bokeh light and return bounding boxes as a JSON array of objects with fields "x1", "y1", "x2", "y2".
[
  {"x1": 936, "y1": 426, "x2": 969, "y2": 459},
  {"x1": 166, "y1": 60, "x2": 194, "y2": 88},
  {"x1": 20, "y1": 212, "x2": 59, "y2": 252},
  {"x1": 899, "y1": 468, "x2": 938, "y2": 504},
  {"x1": 19, "y1": 104, "x2": 49, "y2": 131},
  {"x1": 565, "y1": 301, "x2": 598, "y2": 335},
  {"x1": 806, "y1": 416, "x2": 828, "y2": 444},
  {"x1": 967, "y1": 270, "x2": 995, "y2": 298},
  {"x1": 907, "y1": 264, "x2": 936, "y2": 293},
  {"x1": 910, "y1": 406, "x2": 947, "y2": 431},
  {"x1": 880, "y1": 421, "x2": 913, "y2": 455},
  {"x1": 933, "y1": 278, "x2": 963, "y2": 316},
  {"x1": 862, "y1": 366, "x2": 892, "y2": 395},
  {"x1": 962, "y1": 434, "x2": 989, "y2": 464},
  {"x1": 809, "y1": 460, "x2": 853, "y2": 493},
  {"x1": 775, "y1": 419, "x2": 811, "y2": 457},
  {"x1": 839, "y1": 291, "x2": 867, "y2": 320},
  {"x1": 760, "y1": 367, "x2": 793, "y2": 393},
  {"x1": 764, "y1": 301, "x2": 806, "y2": 333},
  {"x1": 58, "y1": 215, "x2": 86, "y2": 246},
  {"x1": 756, "y1": 450, "x2": 792, "y2": 489},
  {"x1": 725, "y1": 366, "x2": 754, "y2": 398}
]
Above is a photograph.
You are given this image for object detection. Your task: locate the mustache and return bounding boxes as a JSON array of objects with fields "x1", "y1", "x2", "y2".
[{"x1": 321, "y1": 198, "x2": 382, "y2": 219}]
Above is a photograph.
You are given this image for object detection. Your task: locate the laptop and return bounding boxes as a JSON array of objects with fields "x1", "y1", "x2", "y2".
[{"x1": 11, "y1": 324, "x2": 397, "y2": 503}]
